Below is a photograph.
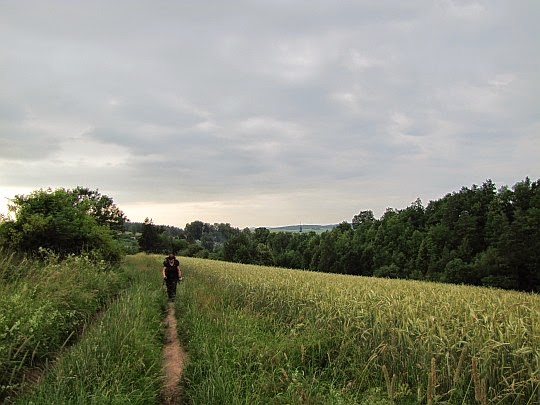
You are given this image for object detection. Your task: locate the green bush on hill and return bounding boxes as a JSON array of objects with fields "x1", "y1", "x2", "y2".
[{"x1": 0, "y1": 187, "x2": 127, "y2": 263}]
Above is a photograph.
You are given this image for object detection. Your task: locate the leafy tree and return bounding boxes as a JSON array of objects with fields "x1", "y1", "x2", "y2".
[
  {"x1": 268, "y1": 232, "x2": 294, "y2": 267},
  {"x1": 499, "y1": 205, "x2": 540, "y2": 291},
  {"x1": 253, "y1": 227, "x2": 270, "y2": 245},
  {"x1": 352, "y1": 210, "x2": 375, "y2": 230},
  {"x1": 185, "y1": 220, "x2": 205, "y2": 242},
  {"x1": 316, "y1": 231, "x2": 340, "y2": 273},
  {"x1": 138, "y1": 218, "x2": 161, "y2": 253},
  {"x1": 213, "y1": 223, "x2": 240, "y2": 243},
  {"x1": 373, "y1": 263, "x2": 401, "y2": 279},
  {"x1": 71, "y1": 186, "x2": 128, "y2": 231},
  {"x1": 223, "y1": 231, "x2": 253, "y2": 264},
  {"x1": 254, "y1": 243, "x2": 274, "y2": 266},
  {"x1": 444, "y1": 258, "x2": 475, "y2": 285},
  {"x1": 200, "y1": 233, "x2": 215, "y2": 251},
  {"x1": 0, "y1": 187, "x2": 123, "y2": 262}
]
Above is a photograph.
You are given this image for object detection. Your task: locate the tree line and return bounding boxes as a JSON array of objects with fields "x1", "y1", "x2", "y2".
[
  {"x1": 135, "y1": 178, "x2": 539, "y2": 293},
  {"x1": 1, "y1": 178, "x2": 538, "y2": 292}
]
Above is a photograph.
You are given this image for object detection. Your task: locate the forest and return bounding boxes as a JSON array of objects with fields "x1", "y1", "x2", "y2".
[
  {"x1": 134, "y1": 177, "x2": 540, "y2": 293},
  {"x1": 1, "y1": 178, "x2": 539, "y2": 293}
]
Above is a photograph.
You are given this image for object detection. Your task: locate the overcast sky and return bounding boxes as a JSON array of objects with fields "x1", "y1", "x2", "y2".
[{"x1": 1, "y1": 1, "x2": 538, "y2": 228}]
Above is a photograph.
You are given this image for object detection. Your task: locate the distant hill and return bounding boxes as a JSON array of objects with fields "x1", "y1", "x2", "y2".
[{"x1": 268, "y1": 224, "x2": 337, "y2": 233}]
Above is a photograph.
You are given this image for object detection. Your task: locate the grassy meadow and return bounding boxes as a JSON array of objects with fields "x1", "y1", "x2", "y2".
[
  {"x1": 176, "y1": 257, "x2": 539, "y2": 404},
  {"x1": 15, "y1": 255, "x2": 165, "y2": 404},
  {"x1": 1, "y1": 252, "x2": 538, "y2": 404},
  {"x1": 0, "y1": 253, "x2": 167, "y2": 404},
  {"x1": 0, "y1": 252, "x2": 125, "y2": 401}
]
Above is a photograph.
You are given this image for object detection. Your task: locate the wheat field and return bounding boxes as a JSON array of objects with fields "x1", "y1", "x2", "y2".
[{"x1": 179, "y1": 257, "x2": 539, "y2": 404}]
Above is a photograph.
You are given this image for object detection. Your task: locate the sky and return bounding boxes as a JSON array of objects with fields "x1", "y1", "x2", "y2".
[{"x1": 1, "y1": 1, "x2": 539, "y2": 229}]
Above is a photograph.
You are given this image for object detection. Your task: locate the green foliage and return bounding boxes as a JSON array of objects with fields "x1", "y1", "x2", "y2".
[
  {"x1": 0, "y1": 251, "x2": 125, "y2": 401},
  {"x1": 0, "y1": 187, "x2": 125, "y2": 263},
  {"x1": 137, "y1": 217, "x2": 199, "y2": 255},
  {"x1": 137, "y1": 217, "x2": 162, "y2": 253},
  {"x1": 212, "y1": 177, "x2": 540, "y2": 292},
  {"x1": 184, "y1": 220, "x2": 205, "y2": 242},
  {"x1": 138, "y1": 178, "x2": 538, "y2": 292},
  {"x1": 115, "y1": 232, "x2": 140, "y2": 255},
  {"x1": 16, "y1": 256, "x2": 164, "y2": 404},
  {"x1": 70, "y1": 186, "x2": 128, "y2": 231},
  {"x1": 223, "y1": 231, "x2": 254, "y2": 264}
]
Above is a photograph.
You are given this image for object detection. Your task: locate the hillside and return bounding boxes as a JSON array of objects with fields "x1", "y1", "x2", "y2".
[
  {"x1": 268, "y1": 224, "x2": 336, "y2": 233},
  {"x1": 175, "y1": 256, "x2": 540, "y2": 404}
]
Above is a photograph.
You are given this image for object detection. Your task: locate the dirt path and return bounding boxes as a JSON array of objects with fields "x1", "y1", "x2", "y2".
[{"x1": 162, "y1": 302, "x2": 187, "y2": 405}]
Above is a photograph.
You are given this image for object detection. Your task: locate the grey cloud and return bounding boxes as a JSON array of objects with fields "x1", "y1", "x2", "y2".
[{"x1": 1, "y1": 0, "x2": 538, "y2": 227}]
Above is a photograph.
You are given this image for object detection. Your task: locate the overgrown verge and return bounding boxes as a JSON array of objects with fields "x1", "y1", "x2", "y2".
[
  {"x1": 13, "y1": 253, "x2": 166, "y2": 404},
  {"x1": 176, "y1": 257, "x2": 539, "y2": 404},
  {"x1": 0, "y1": 251, "x2": 126, "y2": 402}
]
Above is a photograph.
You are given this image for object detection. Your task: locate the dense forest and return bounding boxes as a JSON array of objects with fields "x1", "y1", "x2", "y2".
[
  {"x1": 1, "y1": 178, "x2": 538, "y2": 292},
  {"x1": 133, "y1": 178, "x2": 539, "y2": 292}
]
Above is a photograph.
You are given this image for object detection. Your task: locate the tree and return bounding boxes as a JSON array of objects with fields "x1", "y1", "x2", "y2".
[
  {"x1": 185, "y1": 220, "x2": 204, "y2": 242},
  {"x1": 0, "y1": 187, "x2": 123, "y2": 262},
  {"x1": 253, "y1": 227, "x2": 270, "y2": 245},
  {"x1": 352, "y1": 210, "x2": 375, "y2": 229},
  {"x1": 316, "y1": 231, "x2": 340, "y2": 273},
  {"x1": 223, "y1": 232, "x2": 253, "y2": 264},
  {"x1": 72, "y1": 186, "x2": 127, "y2": 231},
  {"x1": 138, "y1": 218, "x2": 161, "y2": 253}
]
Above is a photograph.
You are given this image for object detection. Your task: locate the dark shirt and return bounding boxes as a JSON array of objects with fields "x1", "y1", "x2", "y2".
[{"x1": 163, "y1": 259, "x2": 180, "y2": 279}]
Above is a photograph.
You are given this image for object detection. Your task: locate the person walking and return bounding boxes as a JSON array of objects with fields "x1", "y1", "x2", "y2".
[{"x1": 162, "y1": 254, "x2": 182, "y2": 301}]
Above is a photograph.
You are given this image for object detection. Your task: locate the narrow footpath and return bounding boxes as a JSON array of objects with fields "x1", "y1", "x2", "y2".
[{"x1": 162, "y1": 303, "x2": 187, "y2": 405}]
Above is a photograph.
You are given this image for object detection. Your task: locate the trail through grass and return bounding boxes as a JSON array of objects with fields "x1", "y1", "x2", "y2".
[
  {"x1": 162, "y1": 302, "x2": 187, "y2": 405},
  {"x1": 13, "y1": 254, "x2": 168, "y2": 404},
  {"x1": 4, "y1": 253, "x2": 538, "y2": 404}
]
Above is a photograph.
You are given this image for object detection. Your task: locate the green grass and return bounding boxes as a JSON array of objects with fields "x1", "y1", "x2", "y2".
[
  {"x1": 175, "y1": 257, "x2": 539, "y2": 404},
  {"x1": 0, "y1": 252, "x2": 125, "y2": 401},
  {"x1": 14, "y1": 254, "x2": 166, "y2": 404},
  {"x1": 3, "y1": 253, "x2": 538, "y2": 404}
]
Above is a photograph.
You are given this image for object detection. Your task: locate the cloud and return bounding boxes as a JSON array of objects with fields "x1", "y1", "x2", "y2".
[{"x1": 1, "y1": 0, "x2": 538, "y2": 227}]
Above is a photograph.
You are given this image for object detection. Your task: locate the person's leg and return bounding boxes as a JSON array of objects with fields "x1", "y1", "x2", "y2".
[{"x1": 166, "y1": 279, "x2": 176, "y2": 301}]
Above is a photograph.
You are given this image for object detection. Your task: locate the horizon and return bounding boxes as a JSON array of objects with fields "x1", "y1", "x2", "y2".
[{"x1": 1, "y1": 1, "x2": 538, "y2": 229}]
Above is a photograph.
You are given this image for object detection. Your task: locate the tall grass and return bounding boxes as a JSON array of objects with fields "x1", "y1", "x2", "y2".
[
  {"x1": 176, "y1": 257, "x2": 539, "y2": 404},
  {"x1": 3, "y1": 253, "x2": 537, "y2": 403},
  {"x1": 15, "y1": 255, "x2": 166, "y2": 404},
  {"x1": 0, "y1": 251, "x2": 125, "y2": 401}
]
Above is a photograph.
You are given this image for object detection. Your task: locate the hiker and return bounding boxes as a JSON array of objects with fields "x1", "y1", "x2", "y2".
[{"x1": 162, "y1": 254, "x2": 183, "y2": 301}]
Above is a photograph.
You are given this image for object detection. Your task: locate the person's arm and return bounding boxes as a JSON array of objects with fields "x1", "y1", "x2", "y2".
[
  {"x1": 162, "y1": 266, "x2": 167, "y2": 279},
  {"x1": 177, "y1": 263, "x2": 182, "y2": 278}
]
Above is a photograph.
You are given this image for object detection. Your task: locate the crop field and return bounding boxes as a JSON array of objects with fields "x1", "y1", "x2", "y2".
[
  {"x1": 1, "y1": 253, "x2": 538, "y2": 404},
  {"x1": 176, "y1": 257, "x2": 539, "y2": 404}
]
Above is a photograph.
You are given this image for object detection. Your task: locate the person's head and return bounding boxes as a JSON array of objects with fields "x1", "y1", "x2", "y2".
[{"x1": 168, "y1": 254, "x2": 175, "y2": 261}]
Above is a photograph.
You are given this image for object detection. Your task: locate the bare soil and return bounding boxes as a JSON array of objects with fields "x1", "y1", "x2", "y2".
[{"x1": 161, "y1": 302, "x2": 187, "y2": 405}]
